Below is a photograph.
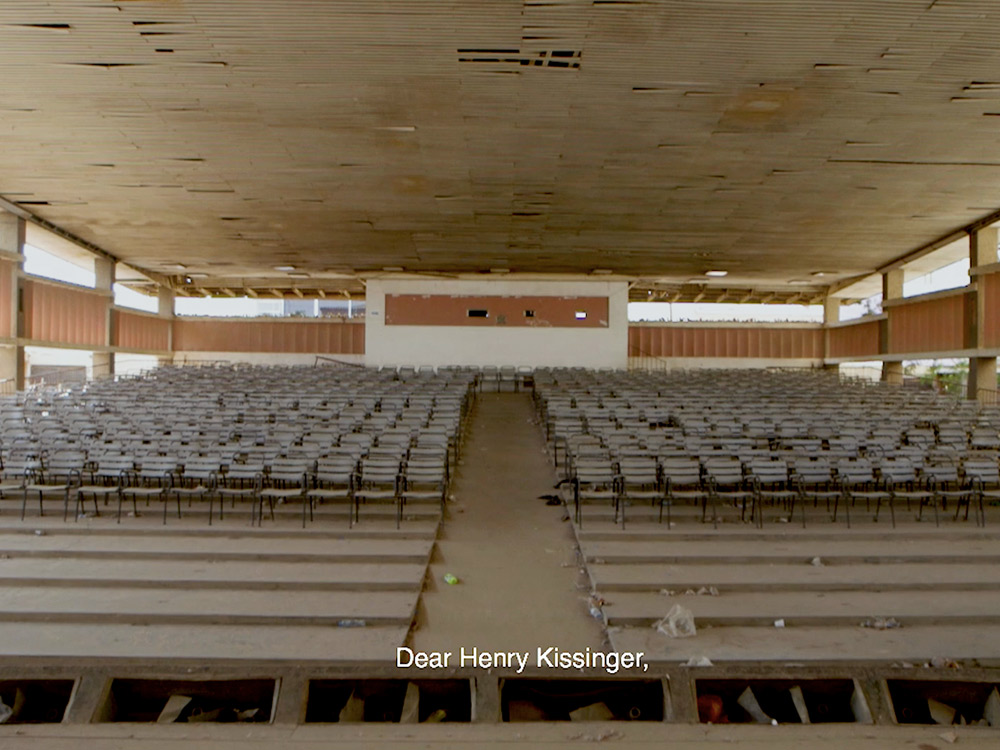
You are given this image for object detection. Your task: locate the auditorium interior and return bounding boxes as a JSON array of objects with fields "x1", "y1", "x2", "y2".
[{"x1": 4, "y1": 1, "x2": 1000, "y2": 748}]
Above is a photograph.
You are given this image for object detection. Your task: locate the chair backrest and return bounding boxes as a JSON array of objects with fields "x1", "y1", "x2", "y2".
[
  {"x1": 575, "y1": 459, "x2": 616, "y2": 484},
  {"x1": 836, "y1": 458, "x2": 874, "y2": 485},
  {"x1": 44, "y1": 451, "x2": 88, "y2": 473},
  {"x1": 703, "y1": 456, "x2": 743, "y2": 485},
  {"x1": 879, "y1": 458, "x2": 917, "y2": 484},
  {"x1": 749, "y1": 459, "x2": 789, "y2": 484},
  {"x1": 661, "y1": 457, "x2": 701, "y2": 485},
  {"x1": 137, "y1": 456, "x2": 178, "y2": 477},
  {"x1": 964, "y1": 459, "x2": 1000, "y2": 484},
  {"x1": 923, "y1": 462, "x2": 960, "y2": 484},
  {"x1": 94, "y1": 455, "x2": 136, "y2": 478},
  {"x1": 314, "y1": 457, "x2": 356, "y2": 484},
  {"x1": 222, "y1": 462, "x2": 264, "y2": 482},
  {"x1": 359, "y1": 458, "x2": 399, "y2": 484},
  {"x1": 179, "y1": 457, "x2": 221, "y2": 480}
]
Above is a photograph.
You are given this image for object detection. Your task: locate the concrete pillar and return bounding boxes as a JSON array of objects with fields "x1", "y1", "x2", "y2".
[
  {"x1": 823, "y1": 296, "x2": 840, "y2": 373},
  {"x1": 0, "y1": 212, "x2": 25, "y2": 390},
  {"x1": 92, "y1": 257, "x2": 115, "y2": 379},
  {"x1": 881, "y1": 269, "x2": 904, "y2": 385},
  {"x1": 969, "y1": 226, "x2": 998, "y2": 402},
  {"x1": 157, "y1": 286, "x2": 175, "y2": 367}
]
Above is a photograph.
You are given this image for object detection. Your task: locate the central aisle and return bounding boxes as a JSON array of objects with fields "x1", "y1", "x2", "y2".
[{"x1": 409, "y1": 392, "x2": 605, "y2": 655}]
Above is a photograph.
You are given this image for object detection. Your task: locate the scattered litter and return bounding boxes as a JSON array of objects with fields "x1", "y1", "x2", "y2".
[
  {"x1": 569, "y1": 702, "x2": 613, "y2": 721},
  {"x1": 0, "y1": 699, "x2": 11, "y2": 724},
  {"x1": 683, "y1": 589, "x2": 696, "y2": 596},
  {"x1": 568, "y1": 728, "x2": 624, "y2": 742},
  {"x1": 157, "y1": 694, "x2": 192, "y2": 723},
  {"x1": 737, "y1": 686, "x2": 775, "y2": 725},
  {"x1": 697, "y1": 694, "x2": 726, "y2": 723},
  {"x1": 810, "y1": 557, "x2": 824, "y2": 567},
  {"x1": 860, "y1": 616, "x2": 901, "y2": 630},
  {"x1": 423, "y1": 708, "x2": 447, "y2": 723},
  {"x1": 33, "y1": 530, "x2": 45, "y2": 537},
  {"x1": 443, "y1": 573, "x2": 459, "y2": 585},
  {"x1": 789, "y1": 685, "x2": 810, "y2": 724},
  {"x1": 985, "y1": 687, "x2": 1000, "y2": 727},
  {"x1": 928, "y1": 697, "x2": 956, "y2": 725},
  {"x1": 929, "y1": 657, "x2": 960, "y2": 669},
  {"x1": 659, "y1": 589, "x2": 676, "y2": 597},
  {"x1": 655, "y1": 604, "x2": 696, "y2": 638},
  {"x1": 939, "y1": 730, "x2": 958, "y2": 743},
  {"x1": 774, "y1": 619, "x2": 786, "y2": 628},
  {"x1": 696, "y1": 586, "x2": 720, "y2": 597},
  {"x1": 683, "y1": 656, "x2": 714, "y2": 667},
  {"x1": 337, "y1": 619, "x2": 367, "y2": 628}
]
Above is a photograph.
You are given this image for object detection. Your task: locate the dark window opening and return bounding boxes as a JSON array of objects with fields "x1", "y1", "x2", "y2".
[
  {"x1": 502, "y1": 679, "x2": 663, "y2": 722},
  {"x1": 468, "y1": 309, "x2": 489, "y2": 318},
  {"x1": 305, "y1": 679, "x2": 471, "y2": 723},
  {"x1": 524, "y1": 310, "x2": 535, "y2": 318}
]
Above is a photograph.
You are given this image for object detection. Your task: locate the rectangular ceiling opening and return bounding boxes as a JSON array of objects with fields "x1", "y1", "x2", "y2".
[
  {"x1": 305, "y1": 679, "x2": 471, "y2": 723},
  {"x1": 96, "y1": 679, "x2": 276, "y2": 723},
  {"x1": 502, "y1": 679, "x2": 663, "y2": 722},
  {"x1": 0, "y1": 680, "x2": 75, "y2": 724}
]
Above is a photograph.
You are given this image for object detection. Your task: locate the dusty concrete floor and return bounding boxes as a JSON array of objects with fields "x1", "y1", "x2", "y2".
[{"x1": 411, "y1": 392, "x2": 605, "y2": 655}]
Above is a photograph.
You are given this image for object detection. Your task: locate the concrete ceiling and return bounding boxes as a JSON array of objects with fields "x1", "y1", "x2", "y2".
[{"x1": 4, "y1": 0, "x2": 1000, "y2": 300}]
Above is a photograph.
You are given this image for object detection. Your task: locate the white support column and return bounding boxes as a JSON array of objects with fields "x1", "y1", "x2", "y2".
[
  {"x1": 92, "y1": 257, "x2": 115, "y2": 379},
  {"x1": 0, "y1": 212, "x2": 25, "y2": 390},
  {"x1": 881, "y1": 269, "x2": 903, "y2": 385},
  {"x1": 158, "y1": 286, "x2": 175, "y2": 367},
  {"x1": 969, "y1": 226, "x2": 998, "y2": 402},
  {"x1": 823, "y1": 295, "x2": 840, "y2": 373}
]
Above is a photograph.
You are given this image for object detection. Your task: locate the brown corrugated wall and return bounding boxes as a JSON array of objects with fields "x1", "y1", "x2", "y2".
[
  {"x1": 628, "y1": 325, "x2": 823, "y2": 358},
  {"x1": 172, "y1": 318, "x2": 365, "y2": 354}
]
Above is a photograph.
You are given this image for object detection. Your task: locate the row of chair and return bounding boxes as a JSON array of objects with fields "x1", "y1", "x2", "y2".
[{"x1": 1, "y1": 449, "x2": 450, "y2": 529}]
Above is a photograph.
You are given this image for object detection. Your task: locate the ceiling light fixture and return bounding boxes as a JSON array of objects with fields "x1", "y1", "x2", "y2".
[
  {"x1": 489, "y1": 267, "x2": 510, "y2": 274},
  {"x1": 382, "y1": 266, "x2": 404, "y2": 272},
  {"x1": 274, "y1": 265, "x2": 296, "y2": 272},
  {"x1": 704, "y1": 270, "x2": 728, "y2": 277},
  {"x1": 591, "y1": 268, "x2": 613, "y2": 275}
]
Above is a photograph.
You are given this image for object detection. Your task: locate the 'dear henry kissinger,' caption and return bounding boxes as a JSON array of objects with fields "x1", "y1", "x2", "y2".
[{"x1": 397, "y1": 646, "x2": 647, "y2": 675}]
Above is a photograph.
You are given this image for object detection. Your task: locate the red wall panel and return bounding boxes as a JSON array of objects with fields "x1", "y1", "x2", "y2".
[
  {"x1": 22, "y1": 279, "x2": 106, "y2": 347},
  {"x1": 983, "y1": 272, "x2": 1000, "y2": 349},
  {"x1": 827, "y1": 320, "x2": 882, "y2": 359},
  {"x1": 628, "y1": 325, "x2": 823, "y2": 358},
  {"x1": 888, "y1": 293, "x2": 969, "y2": 354},
  {"x1": 114, "y1": 310, "x2": 171, "y2": 352},
  {"x1": 385, "y1": 294, "x2": 609, "y2": 327},
  {"x1": 173, "y1": 319, "x2": 365, "y2": 354}
]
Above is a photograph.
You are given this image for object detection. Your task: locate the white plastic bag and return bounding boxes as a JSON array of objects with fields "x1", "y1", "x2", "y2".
[{"x1": 655, "y1": 604, "x2": 697, "y2": 638}]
